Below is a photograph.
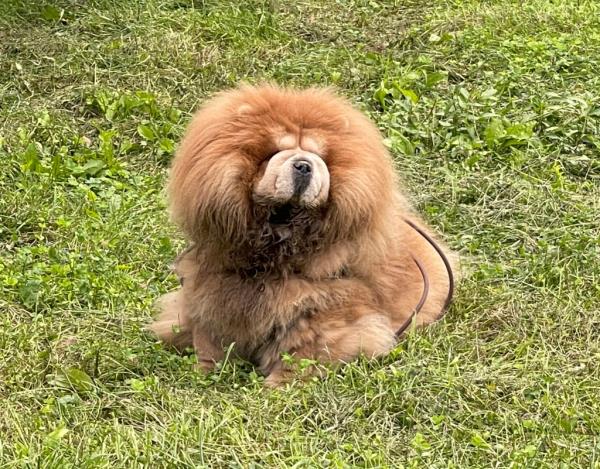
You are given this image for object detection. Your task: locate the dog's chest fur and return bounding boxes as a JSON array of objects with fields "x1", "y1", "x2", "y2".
[
  {"x1": 178, "y1": 210, "x2": 359, "y2": 362},
  {"x1": 186, "y1": 271, "x2": 356, "y2": 361}
]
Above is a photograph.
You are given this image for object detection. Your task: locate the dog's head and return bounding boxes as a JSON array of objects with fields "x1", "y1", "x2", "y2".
[{"x1": 168, "y1": 84, "x2": 396, "y2": 271}]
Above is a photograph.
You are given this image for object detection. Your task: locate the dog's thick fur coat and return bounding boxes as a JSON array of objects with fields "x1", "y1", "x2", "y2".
[{"x1": 149, "y1": 85, "x2": 456, "y2": 385}]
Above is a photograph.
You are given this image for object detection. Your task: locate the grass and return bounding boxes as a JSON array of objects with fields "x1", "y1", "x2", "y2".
[{"x1": 1, "y1": 0, "x2": 599, "y2": 466}]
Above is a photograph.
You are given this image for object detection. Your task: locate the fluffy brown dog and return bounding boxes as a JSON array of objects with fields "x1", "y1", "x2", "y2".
[{"x1": 149, "y1": 84, "x2": 456, "y2": 386}]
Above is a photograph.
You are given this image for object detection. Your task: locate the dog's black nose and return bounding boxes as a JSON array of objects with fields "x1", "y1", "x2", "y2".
[
  {"x1": 292, "y1": 160, "x2": 312, "y2": 198},
  {"x1": 293, "y1": 160, "x2": 312, "y2": 175}
]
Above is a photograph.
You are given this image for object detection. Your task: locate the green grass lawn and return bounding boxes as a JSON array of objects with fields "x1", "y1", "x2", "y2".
[{"x1": 1, "y1": 0, "x2": 599, "y2": 466}]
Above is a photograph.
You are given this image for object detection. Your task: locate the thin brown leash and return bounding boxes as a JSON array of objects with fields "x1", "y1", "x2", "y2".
[{"x1": 394, "y1": 218, "x2": 455, "y2": 339}]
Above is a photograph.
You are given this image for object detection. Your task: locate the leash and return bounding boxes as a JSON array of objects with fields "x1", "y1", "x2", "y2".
[{"x1": 394, "y1": 218, "x2": 455, "y2": 338}]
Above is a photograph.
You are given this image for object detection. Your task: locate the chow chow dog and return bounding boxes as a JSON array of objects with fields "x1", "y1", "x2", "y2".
[{"x1": 149, "y1": 84, "x2": 456, "y2": 386}]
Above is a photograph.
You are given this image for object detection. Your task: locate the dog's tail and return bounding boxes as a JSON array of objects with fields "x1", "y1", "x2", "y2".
[{"x1": 147, "y1": 291, "x2": 193, "y2": 350}]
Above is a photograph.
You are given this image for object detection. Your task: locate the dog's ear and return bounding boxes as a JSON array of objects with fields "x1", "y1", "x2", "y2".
[{"x1": 167, "y1": 89, "x2": 253, "y2": 245}]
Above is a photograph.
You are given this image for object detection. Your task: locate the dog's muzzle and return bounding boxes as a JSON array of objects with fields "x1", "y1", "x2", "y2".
[{"x1": 253, "y1": 150, "x2": 330, "y2": 207}]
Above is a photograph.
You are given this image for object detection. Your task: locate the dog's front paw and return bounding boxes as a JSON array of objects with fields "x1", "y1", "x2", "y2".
[
  {"x1": 194, "y1": 361, "x2": 215, "y2": 373},
  {"x1": 263, "y1": 371, "x2": 290, "y2": 388},
  {"x1": 194, "y1": 358, "x2": 217, "y2": 373}
]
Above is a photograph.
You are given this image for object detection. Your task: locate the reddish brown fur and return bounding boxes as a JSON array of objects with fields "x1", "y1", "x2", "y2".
[{"x1": 149, "y1": 84, "x2": 458, "y2": 386}]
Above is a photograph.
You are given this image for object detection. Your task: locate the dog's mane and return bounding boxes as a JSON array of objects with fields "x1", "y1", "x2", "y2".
[
  {"x1": 225, "y1": 203, "x2": 326, "y2": 278},
  {"x1": 168, "y1": 84, "x2": 397, "y2": 279}
]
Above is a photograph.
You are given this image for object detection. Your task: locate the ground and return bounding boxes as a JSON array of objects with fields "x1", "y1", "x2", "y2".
[{"x1": 0, "y1": 0, "x2": 599, "y2": 467}]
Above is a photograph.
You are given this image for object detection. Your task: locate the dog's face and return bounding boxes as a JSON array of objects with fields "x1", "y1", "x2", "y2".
[
  {"x1": 168, "y1": 85, "x2": 395, "y2": 270},
  {"x1": 253, "y1": 138, "x2": 330, "y2": 209}
]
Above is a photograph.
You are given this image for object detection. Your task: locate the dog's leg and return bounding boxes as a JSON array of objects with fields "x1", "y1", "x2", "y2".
[
  {"x1": 149, "y1": 290, "x2": 223, "y2": 372},
  {"x1": 192, "y1": 324, "x2": 224, "y2": 372},
  {"x1": 263, "y1": 312, "x2": 396, "y2": 387},
  {"x1": 148, "y1": 290, "x2": 193, "y2": 349}
]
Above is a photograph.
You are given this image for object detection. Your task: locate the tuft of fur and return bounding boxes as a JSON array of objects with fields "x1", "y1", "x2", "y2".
[{"x1": 149, "y1": 84, "x2": 458, "y2": 385}]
